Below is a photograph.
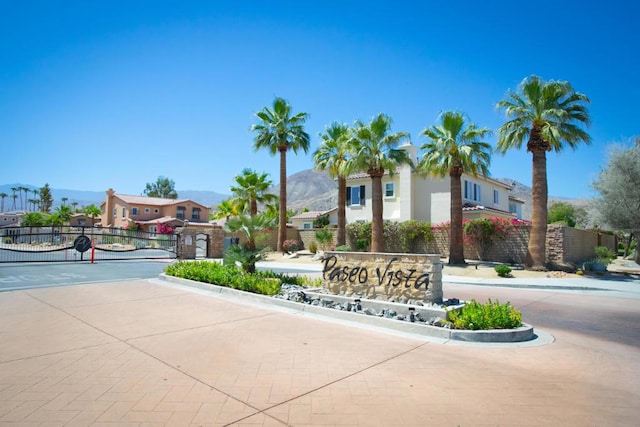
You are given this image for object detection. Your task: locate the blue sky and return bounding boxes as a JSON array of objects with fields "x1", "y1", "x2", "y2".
[{"x1": 1, "y1": 1, "x2": 638, "y2": 199}]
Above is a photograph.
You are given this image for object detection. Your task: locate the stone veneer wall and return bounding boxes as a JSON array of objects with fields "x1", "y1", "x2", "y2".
[
  {"x1": 321, "y1": 251, "x2": 443, "y2": 303},
  {"x1": 546, "y1": 224, "x2": 616, "y2": 265}
]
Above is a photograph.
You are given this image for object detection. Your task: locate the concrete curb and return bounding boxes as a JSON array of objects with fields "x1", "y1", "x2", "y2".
[{"x1": 158, "y1": 273, "x2": 538, "y2": 344}]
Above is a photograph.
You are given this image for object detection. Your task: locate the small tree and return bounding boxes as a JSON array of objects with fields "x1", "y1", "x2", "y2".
[
  {"x1": 315, "y1": 228, "x2": 333, "y2": 251},
  {"x1": 547, "y1": 202, "x2": 578, "y2": 227},
  {"x1": 144, "y1": 176, "x2": 178, "y2": 199},
  {"x1": 224, "y1": 213, "x2": 275, "y2": 273}
]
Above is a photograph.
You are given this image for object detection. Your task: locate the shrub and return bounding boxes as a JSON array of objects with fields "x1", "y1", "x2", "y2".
[
  {"x1": 346, "y1": 222, "x2": 371, "y2": 249},
  {"x1": 355, "y1": 239, "x2": 369, "y2": 251},
  {"x1": 594, "y1": 246, "x2": 616, "y2": 264},
  {"x1": 165, "y1": 261, "x2": 298, "y2": 295},
  {"x1": 282, "y1": 239, "x2": 302, "y2": 253},
  {"x1": 312, "y1": 213, "x2": 330, "y2": 228},
  {"x1": 447, "y1": 299, "x2": 522, "y2": 330},
  {"x1": 463, "y1": 217, "x2": 517, "y2": 260},
  {"x1": 308, "y1": 241, "x2": 318, "y2": 253},
  {"x1": 334, "y1": 245, "x2": 351, "y2": 251},
  {"x1": 315, "y1": 229, "x2": 333, "y2": 250},
  {"x1": 494, "y1": 264, "x2": 512, "y2": 277},
  {"x1": 399, "y1": 220, "x2": 434, "y2": 253}
]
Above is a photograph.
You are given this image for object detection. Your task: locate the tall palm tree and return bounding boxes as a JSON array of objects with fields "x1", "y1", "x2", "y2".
[
  {"x1": 252, "y1": 97, "x2": 310, "y2": 252},
  {"x1": 229, "y1": 168, "x2": 277, "y2": 217},
  {"x1": 496, "y1": 75, "x2": 591, "y2": 270},
  {"x1": 314, "y1": 122, "x2": 353, "y2": 246},
  {"x1": 417, "y1": 111, "x2": 492, "y2": 264},
  {"x1": 350, "y1": 113, "x2": 411, "y2": 252},
  {"x1": 0, "y1": 193, "x2": 7, "y2": 212},
  {"x1": 10, "y1": 187, "x2": 18, "y2": 210}
]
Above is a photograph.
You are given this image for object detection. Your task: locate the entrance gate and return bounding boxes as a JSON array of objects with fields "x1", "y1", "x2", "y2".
[
  {"x1": 0, "y1": 226, "x2": 178, "y2": 263},
  {"x1": 196, "y1": 233, "x2": 209, "y2": 259}
]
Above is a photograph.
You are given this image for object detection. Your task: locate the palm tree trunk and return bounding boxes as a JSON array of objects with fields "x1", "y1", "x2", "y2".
[
  {"x1": 370, "y1": 173, "x2": 384, "y2": 252},
  {"x1": 278, "y1": 147, "x2": 288, "y2": 252},
  {"x1": 337, "y1": 177, "x2": 346, "y2": 246},
  {"x1": 449, "y1": 172, "x2": 465, "y2": 264},
  {"x1": 527, "y1": 148, "x2": 548, "y2": 270}
]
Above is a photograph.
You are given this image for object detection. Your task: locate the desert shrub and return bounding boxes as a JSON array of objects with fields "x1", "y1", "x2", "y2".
[
  {"x1": 594, "y1": 246, "x2": 616, "y2": 264},
  {"x1": 382, "y1": 221, "x2": 403, "y2": 252},
  {"x1": 494, "y1": 264, "x2": 512, "y2": 277},
  {"x1": 334, "y1": 245, "x2": 351, "y2": 251},
  {"x1": 308, "y1": 241, "x2": 318, "y2": 253},
  {"x1": 447, "y1": 299, "x2": 522, "y2": 330}
]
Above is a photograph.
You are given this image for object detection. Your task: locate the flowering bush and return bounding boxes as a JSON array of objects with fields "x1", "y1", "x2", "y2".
[
  {"x1": 463, "y1": 217, "x2": 517, "y2": 260},
  {"x1": 156, "y1": 222, "x2": 174, "y2": 235},
  {"x1": 282, "y1": 239, "x2": 302, "y2": 253},
  {"x1": 124, "y1": 220, "x2": 141, "y2": 231}
]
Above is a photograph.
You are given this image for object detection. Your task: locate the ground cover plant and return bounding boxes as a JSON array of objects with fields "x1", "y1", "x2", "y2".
[
  {"x1": 165, "y1": 261, "x2": 308, "y2": 296},
  {"x1": 447, "y1": 299, "x2": 522, "y2": 330}
]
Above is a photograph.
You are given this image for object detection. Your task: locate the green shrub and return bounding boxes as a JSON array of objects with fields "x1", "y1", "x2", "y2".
[
  {"x1": 312, "y1": 213, "x2": 330, "y2": 228},
  {"x1": 164, "y1": 261, "x2": 310, "y2": 295},
  {"x1": 594, "y1": 246, "x2": 616, "y2": 264},
  {"x1": 334, "y1": 245, "x2": 351, "y2": 251},
  {"x1": 315, "y1": 229, "x2": 333, "y2": 250},
  {"x1": 447, "y1": 299, "x2": 522, "y2": 330},
  {"x1": 282, "y1": 239, "x2": 302, "y2": 253},
  {"x1": 308, "y1": 241, "x2": 318, "y2": 253},
  {"x1": 494, "y1": 264, "x2": 512, "y2": 277},
  {"x1": 399, "y1": 220, "x2": 434, "y2": 252}
]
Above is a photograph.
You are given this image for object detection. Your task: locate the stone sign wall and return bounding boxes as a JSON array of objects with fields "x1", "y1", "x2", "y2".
[{"x1": 321, "y1": 251, "x2": 442, "y2": 303}]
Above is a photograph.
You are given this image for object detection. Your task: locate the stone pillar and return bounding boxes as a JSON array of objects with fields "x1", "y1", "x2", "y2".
[
  {"x1": 177, "y1": 227, "x2": 197, "y2": 260},
  {"x1": 207, "y1": 228, "x2": 225, "y2": 258}
]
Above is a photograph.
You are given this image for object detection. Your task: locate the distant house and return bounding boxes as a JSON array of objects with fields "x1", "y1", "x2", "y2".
[
  {"x1": 100, "y1": 189, "x2": 212, "y2": 232},
  {"x1": 0, "y1": 211, "x2": 26, "y2": 228},
  {"x1": 344, "y1": 143, "x2": 519, "y2": 225},
  {"x1": 290, "y1": 208, "x2": 338, "y2": 230}
]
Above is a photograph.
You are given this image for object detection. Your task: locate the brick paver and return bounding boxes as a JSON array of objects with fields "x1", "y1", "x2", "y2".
[{"x1": 0, "y1": 279, "x2": 638, "y2": 426}]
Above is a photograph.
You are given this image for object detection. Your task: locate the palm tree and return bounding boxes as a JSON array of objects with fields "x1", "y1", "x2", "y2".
[
  {"x1": 229, "y1": 168, "x2": 277, "y2": 217},
  {"x1": 417, "y1": 111, "x2": 492, "y2": 264},
  {"x1": 252, "y1": 97, "x2": 310, "y2": 252},
  {"x1": 496, "y1": 75, "x2": 591, "y2": 270},
  {"x1": 84, "y1": 204, "x2": 102, "y2": 226},
  {"x1": 224, "y1": 213, "x2": 276, "y2": 273},
  {"x1": 314, "y1": 122, "x2": 353, "y2": 247},
  {"x1": 54, "y1": 205, "x2": 73, "y2": 224},
  {"x1": 213, "y1": 199, "x2": 241, "y2": 222},
  {"x1": 10, "y1": 187, "x2": 18, "y2": 210},
  {"x1": 61, "y1": 197, "x2": 68, "y2": 206},
  {"x1": 350, "y1": 113, "x2": 411, "y2": 252},
  {"x1": 0, "y1": 193, "x2": 7, "y2": 212}
]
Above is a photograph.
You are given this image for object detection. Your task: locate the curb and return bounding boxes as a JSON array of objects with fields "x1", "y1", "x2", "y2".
[{"x1": 157, "y1": 273, "x2": 539, "y2": 345}]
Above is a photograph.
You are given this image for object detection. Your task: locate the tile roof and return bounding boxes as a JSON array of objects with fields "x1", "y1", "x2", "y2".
[{"x1": 114, "y1": 194, "x2": 190, "y2": 206}]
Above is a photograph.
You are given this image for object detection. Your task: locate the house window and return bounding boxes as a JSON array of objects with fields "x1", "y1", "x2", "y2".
[
  {"x1": 493, "y1": 190, "x2": 499, "y2": 205},
  {"x1": 154, "y1": 208, "x2": 159, "y2": 214},
  {"x1": 303, "y1": 222, "x2": 312, "y2": 230},
  {"x1": 149, "y1": 225, "x2": 157, "y2": 236},
  {"x1": 131, "y1": 207, "x2": 138, "y2": 215},
  {"x1": 177, "y1": 207, "x2": 185, "y2": 219},
  {"x1": 191, "y1": 208, "x2": 200, "y2": 221},
  {"x1": 347, "y1": 185, "x2": 365, "y2": 206},
  {"x1": 122, "y1": 207, "x2": 126, "y2": 218},
  {"x1": 464, "y1": 180, "x2": 481, "y2": 202},
  {"x1": 113, "y1": 208, "x2": 116, "y2": 217},
  {"x1": 385, "y1": 182, "x2": 395, "y2": 197},
  {"x1": 144, "y1": 208, "x2": 150, "y2": 214}
]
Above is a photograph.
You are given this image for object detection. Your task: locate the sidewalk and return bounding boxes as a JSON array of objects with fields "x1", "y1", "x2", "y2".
[{"x1": 1, "y1": 277, "x2": 639, "y2": 426}]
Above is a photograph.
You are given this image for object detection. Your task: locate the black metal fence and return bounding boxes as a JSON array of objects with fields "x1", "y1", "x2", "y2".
[{"x1": 0, "y1": 226, "x2": 178, "y2": 263}]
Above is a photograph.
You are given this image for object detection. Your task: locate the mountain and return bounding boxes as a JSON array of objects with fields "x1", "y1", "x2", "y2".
[
  {"x1": 0, "y1": 184, "x2": 229, "y2": 210},
  {"x1": 269, "y1": 169, "x2": 338, "y2": 212},
  {"x1": 496, "y1": 178, "x2": 590, "y2": 221}
]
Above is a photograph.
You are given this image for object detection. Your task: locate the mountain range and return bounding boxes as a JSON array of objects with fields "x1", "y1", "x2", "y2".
[{"x1": 1, "y1": 171, "x2": 587, "y2": 218}]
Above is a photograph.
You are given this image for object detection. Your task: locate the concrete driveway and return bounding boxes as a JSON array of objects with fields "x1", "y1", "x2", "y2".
[{"x1": 0, "y1": 272, "x2": 638, "y2": 426}]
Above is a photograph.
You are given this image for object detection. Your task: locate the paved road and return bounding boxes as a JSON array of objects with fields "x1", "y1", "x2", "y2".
[{"x1": 0, "y1": 260, "x2": 173, "y2": 291}]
